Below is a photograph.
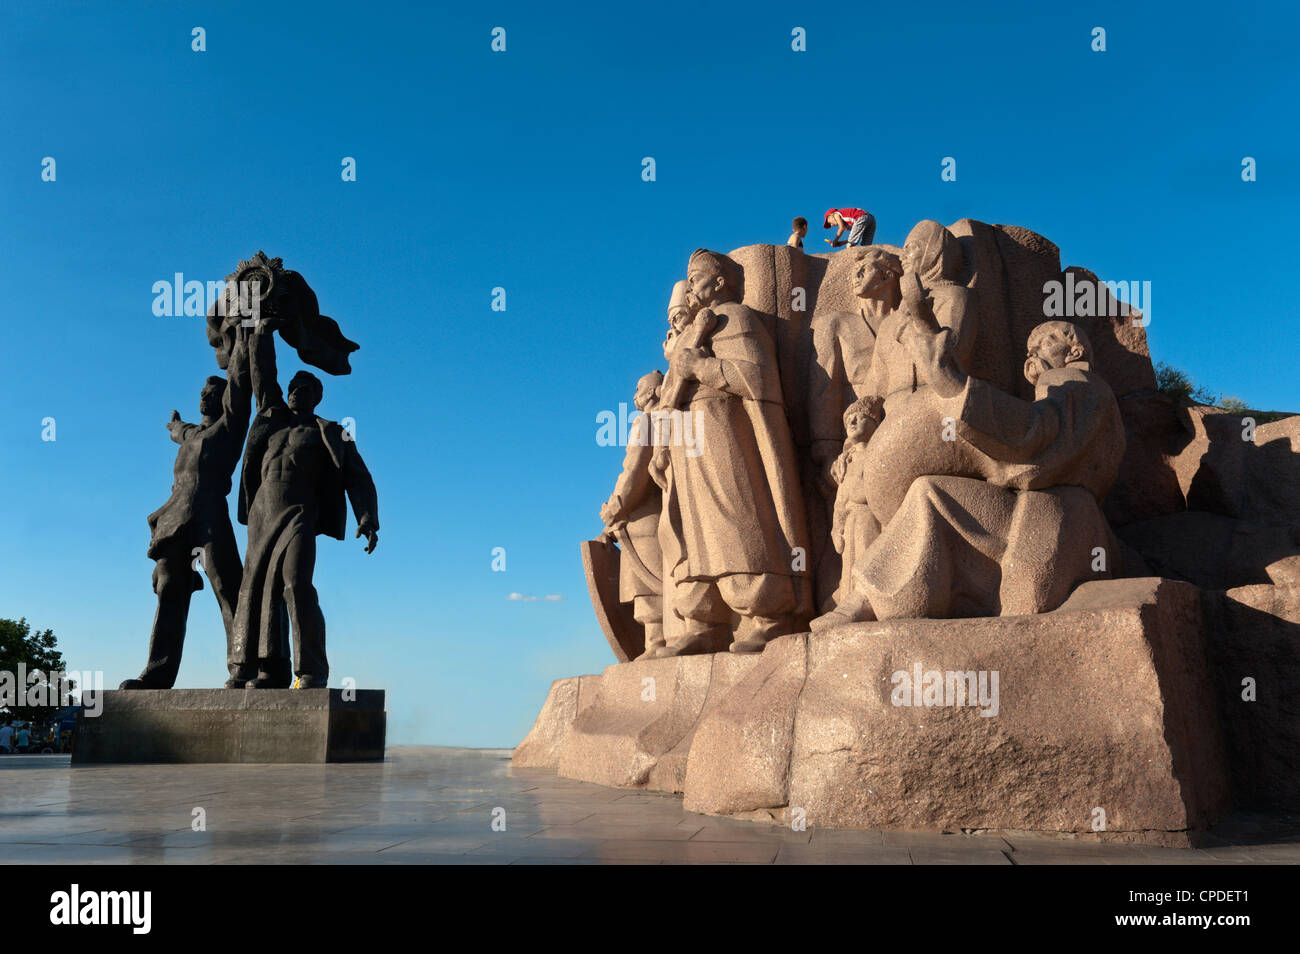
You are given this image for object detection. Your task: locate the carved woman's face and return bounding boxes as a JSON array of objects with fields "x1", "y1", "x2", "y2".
[{"x1": 901, "y1": 241, "x2": 922, "y2": 275}]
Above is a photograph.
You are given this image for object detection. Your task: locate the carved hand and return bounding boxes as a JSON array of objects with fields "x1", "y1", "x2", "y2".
[
  {"x1": 651, "y1": 445, "x2": 671, "y2": 480},
  {"x1": 903, "y1": 325, "x2": 965, "y2": 399},
  {"x1": 166, "y1": 409, "x2": 182, "y2": 433},
  {"x1": 670, "y1": 346, "x2": 707, "y2": 382},
  {"x1": 356, "y1": 524, "x2": 378, "y2": 554}
]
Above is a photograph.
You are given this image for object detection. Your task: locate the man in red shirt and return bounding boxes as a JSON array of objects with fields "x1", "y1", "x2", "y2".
[{"x1": 824, "y1": 207, "x2": 876, "y2": 247}]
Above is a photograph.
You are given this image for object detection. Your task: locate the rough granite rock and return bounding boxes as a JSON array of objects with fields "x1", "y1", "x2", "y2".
[
  {"x1": 1200, "y1": 583, "x2": 1300, "y2": 809},
  {"x1": 682, "y1": 633, "x2": 808, "y2": 813},
  {"x1": 1118, "y1": 512, "x2": 1300, "y2": 590},
  {"x1": 512, "y1": 676, "x2": 581, "y2": 767},
  {"x1": 553, "y1": 654, "x2": 715, "y2": 789},
  {"x1": 1059, "y1": 266, "x2": 1157, "y2": 399},
  {"x1": 519, "y1": 578, "x2": 1230, "y2": 844},
  {"x1": 1106, "y1": 391, "x2": 1189, "y2": 528},
  {"x1": 784, "y1": 578, "x2": 1225, "y2": 841}
]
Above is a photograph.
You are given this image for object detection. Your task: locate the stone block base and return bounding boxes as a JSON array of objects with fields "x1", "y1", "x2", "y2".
[
  {"x1": 515, "y1": 578, "x2": 1230, "y2": 846},
  {"x1": 72, "y1": 689, "x2": 386, "y2": 763}
]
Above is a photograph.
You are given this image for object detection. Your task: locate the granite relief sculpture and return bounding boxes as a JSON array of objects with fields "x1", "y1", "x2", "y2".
[
  {"x1": 650, "y1": 249, "x2": 813, "y2": 656},
  {"x1": 600, "y1": 370, "x2": 667, "y2": 658},
  {"x1": 820, "y1": 318, "x2": 1123, "y2": 625},
  {"x1": 523, "y1": 214, "x2": 1300, "y2": 846}
]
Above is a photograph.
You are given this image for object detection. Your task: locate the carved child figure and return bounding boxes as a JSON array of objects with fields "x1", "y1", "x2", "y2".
[{"x1": 813, "y1": 396, "x2": 883, "y2": 629}]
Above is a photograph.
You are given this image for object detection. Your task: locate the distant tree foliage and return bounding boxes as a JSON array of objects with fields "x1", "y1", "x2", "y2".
[
  {"x1": 1154, "y1": 362, "x2": 1217, "y2": 405},
  {"x1": 1, "y1": 618, "x2": 72, "y2": 727},
  {"x1": 1153, "y1": 362, "x2": 1286, "y2": 423},
  {"x1": 1218, "y1": 396, "x2": 1250, "y2": 414},
  {"x1": 0, "y1": 618, "x2": 66, "y2": 676}
]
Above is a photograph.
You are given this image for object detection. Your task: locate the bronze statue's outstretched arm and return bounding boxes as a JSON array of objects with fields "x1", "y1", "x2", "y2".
[
  {"x1": 220, "y1": 326, "x2": 254, "y2": 432},
  {"x1": 249, "y1": 320, "x2": 286, "y2": 414}
]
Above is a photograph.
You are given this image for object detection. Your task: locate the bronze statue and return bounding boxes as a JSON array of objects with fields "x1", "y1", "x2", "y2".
[
  {"x1": 226, "y1": 319, "x2": 380, "y2": 688},
  {"x1": 120, "y1": 326, "x2": 254, "y2": 689}
]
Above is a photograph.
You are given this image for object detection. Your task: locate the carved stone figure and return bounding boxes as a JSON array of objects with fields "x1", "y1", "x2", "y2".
[
  {"x1": 807, "y1": 246, "x2": 903, "y2": 611},
  {"x1": 120, "y1": 326, "x2": 255, "y2": 689},
  {"x1": 544, "y1": 217, "x2": 1299, "y2": 843},
  {"x1": 661, "y1": 280, "x2": 692, "y2": 360},
  {"x1": 226, "y1": 320, "x2": 380, "y2": 688},
  {"x1": 841, "y1": 319, "x2": 1125, "y2": 620},
  {"x1": 601, "y1": 370, "x2": 667, "y2": 658},
  {"x1": 649, "y1": 249, "x2": 812, "y2": 656},
  {"x1": 844, "y1": 222, "x2": 974, "y2": 516},
  {"x1": 808, "y1": 396, "x2": 885, "y2": 629}
]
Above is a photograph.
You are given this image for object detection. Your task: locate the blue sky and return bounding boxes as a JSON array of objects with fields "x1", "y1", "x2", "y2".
[{"x1": 2, "y1": 0, "x2": 1296, "y2": 746}]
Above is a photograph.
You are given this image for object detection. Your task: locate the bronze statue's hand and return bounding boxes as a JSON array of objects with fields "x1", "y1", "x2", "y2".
[
  {"x1": 247, "y1": 311, "x2": 279, "y2": 334},
  {"x1": 356, "y1": 525, "x2": 378, "y2": 554},
  {"x1": 166, "y1": 410, "x2": 182, "y2": 432}
]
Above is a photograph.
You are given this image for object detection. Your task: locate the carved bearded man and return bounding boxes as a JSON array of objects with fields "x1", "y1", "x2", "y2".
[{"x1": 651, "y1": 249, "x2": 812, "y2": 655}]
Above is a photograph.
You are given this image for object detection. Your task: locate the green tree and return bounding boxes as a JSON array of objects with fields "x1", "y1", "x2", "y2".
[
  {"x1": 1153, "y1": 363, "x2": 1288, "y2": 422},
  {"x1": 1218, "y1": 396, "x2": 1250, "y2": 414},
  {"x1": 0, "y1": 618, "x2": 72, "y2": 728},
  {"x1": 1154, "y1": 361, "x2": 1216, "y2": 405}
]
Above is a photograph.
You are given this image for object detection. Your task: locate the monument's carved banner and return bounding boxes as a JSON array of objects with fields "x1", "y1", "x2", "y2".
[{"x1": 522, "y1": 219, "x2": 1300, "y2": 844}]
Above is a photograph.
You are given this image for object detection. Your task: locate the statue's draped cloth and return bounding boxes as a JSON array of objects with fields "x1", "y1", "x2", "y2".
[{"x1": 667, "y1": 306, "x2": 809, "y2": 593}]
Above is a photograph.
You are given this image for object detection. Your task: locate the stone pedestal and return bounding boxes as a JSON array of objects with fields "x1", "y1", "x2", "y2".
[
  {"x1": 73, "y1": 689, "x2": 386, "y2": 764},
  {"x1": 516, "y1": 578, "x2": 1231, "y2": 846}
]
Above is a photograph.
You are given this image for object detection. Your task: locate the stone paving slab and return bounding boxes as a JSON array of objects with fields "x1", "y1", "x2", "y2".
[{"x1": 0, "y1": 748, "x2": 1295, "y2": 865}]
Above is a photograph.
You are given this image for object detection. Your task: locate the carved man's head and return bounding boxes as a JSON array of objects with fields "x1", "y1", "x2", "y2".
[
  {"x1": 686, "y1": 250, "x2": 744, "y2": 309},
  {"x1": 852, "y1": 247, "x2": 904, "y2": 300},
  {"x1": 199, "y1": 375, "x2": 226, "y2": 418},
  {"x1": 1025, "y1": 320, "x2": 1093, "y2": 386},
  {"x1": 288, "y1": 370, "x2": 324, "y2": 414},
  {"x1": 634, "y1": 370, "x2": 664, "y2": 412}
]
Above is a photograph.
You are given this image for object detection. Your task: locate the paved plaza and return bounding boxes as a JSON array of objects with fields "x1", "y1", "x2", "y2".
[{"x1": 1, "y1": 747, "x2": 1296, "y2": 865}]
